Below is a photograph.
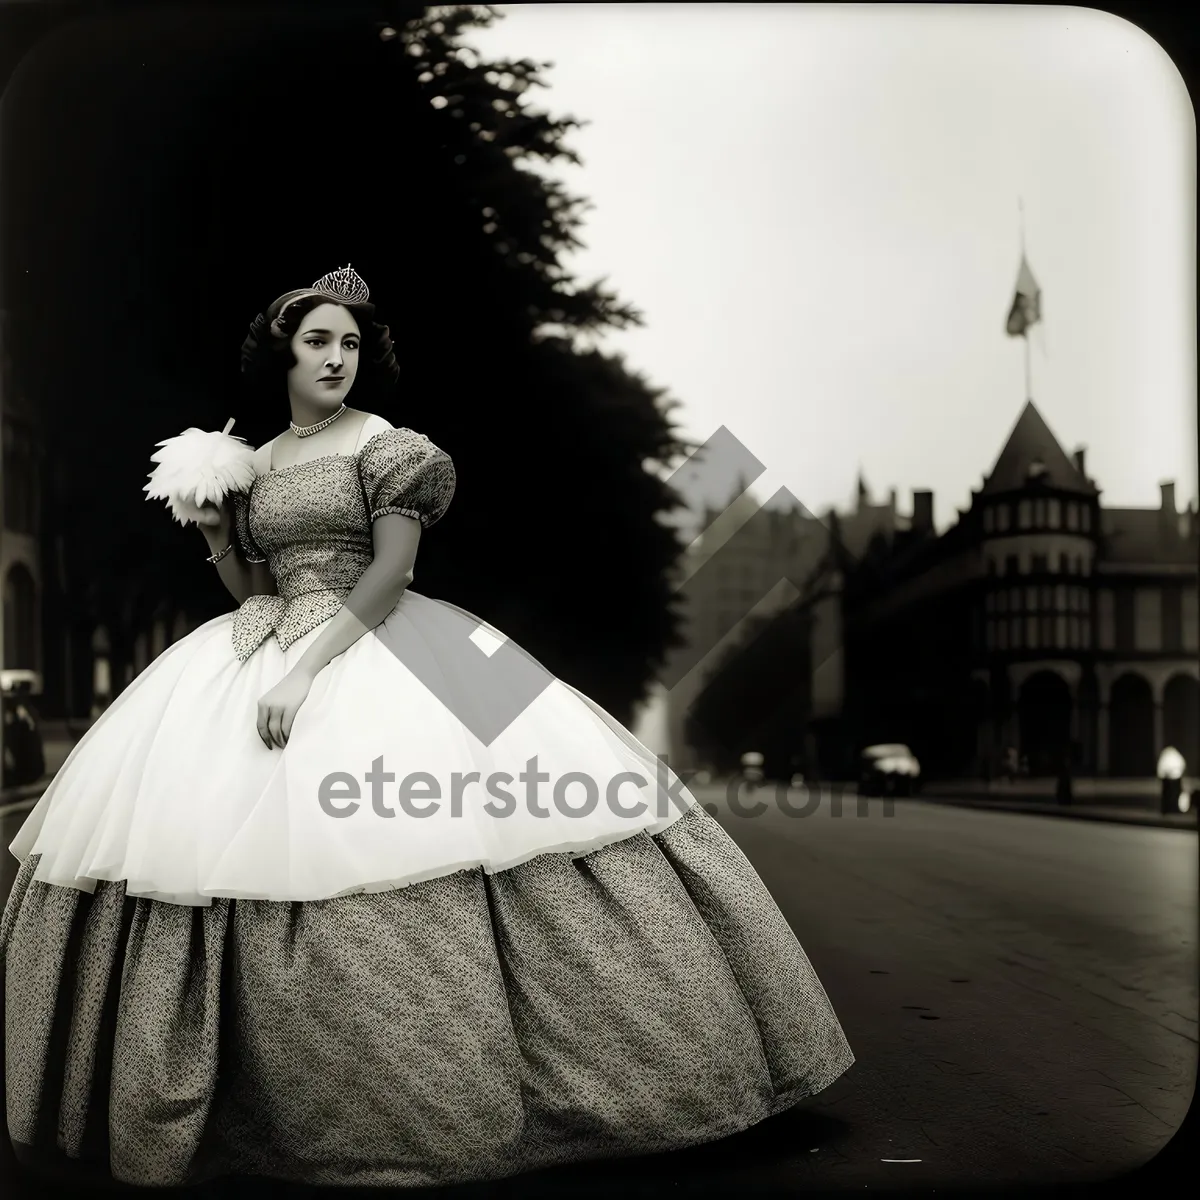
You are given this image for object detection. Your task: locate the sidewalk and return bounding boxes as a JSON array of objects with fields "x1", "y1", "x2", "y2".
[
  {"x1": 917, "y1": 779, "x2": 1197, "y2": 830},
  {"x1": 920, "y1": 776, "x2": 1180, "y2": 802},
  {"x1": 0, "y1": 725, "x2": 82, "y2": 811},
  {"x1": 0, "y1": 785, "x2": 43, "y2": 814}
]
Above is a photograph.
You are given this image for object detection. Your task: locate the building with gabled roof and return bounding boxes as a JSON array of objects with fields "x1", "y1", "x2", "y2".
[
  {"x1": 978, "y1": 400, "x2": 1099, "y2": 498},
  {"x1": 826, "y1": 399, "x2": 1198, "y2": 780}
]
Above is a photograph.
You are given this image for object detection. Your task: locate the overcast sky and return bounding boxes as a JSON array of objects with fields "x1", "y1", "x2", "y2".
[{"x1": 470, "y1": 4, "x2": 1196, "y2": 530}]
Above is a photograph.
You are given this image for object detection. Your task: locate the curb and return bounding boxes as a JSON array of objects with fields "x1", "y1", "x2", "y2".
[
  {"x1": 915, "y1": 794, "x2": 1197, "y2": 830},
  {"x1": 0, "y1": 779, "x2": 48, "y2": 816}
]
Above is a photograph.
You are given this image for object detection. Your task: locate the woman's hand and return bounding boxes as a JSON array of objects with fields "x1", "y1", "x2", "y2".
[{"x1": 256, "y1": 667, "x2": 315, "y2": 749}]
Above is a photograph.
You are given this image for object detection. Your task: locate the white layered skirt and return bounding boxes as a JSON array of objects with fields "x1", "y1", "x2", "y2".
[{"x1": 11, "y1": 591, "x2": 695, "y2": 907}]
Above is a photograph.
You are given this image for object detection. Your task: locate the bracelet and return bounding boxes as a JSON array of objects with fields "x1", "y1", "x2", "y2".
[{"x1": 206, "y1": 542, "x2": 234, "y2": 564}]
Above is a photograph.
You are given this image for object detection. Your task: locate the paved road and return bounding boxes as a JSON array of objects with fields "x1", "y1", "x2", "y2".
[
  {"x1": 1, "y1": 785, "x2": 1195, "y2": 1193},
  {"x1": 666, "y1": 783, "x2": 1196, "y2": 1191}
]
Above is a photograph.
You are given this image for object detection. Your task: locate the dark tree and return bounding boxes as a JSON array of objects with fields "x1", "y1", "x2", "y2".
[{"x1": 2, "y1": 4, "x2": 692, "y2": 723}]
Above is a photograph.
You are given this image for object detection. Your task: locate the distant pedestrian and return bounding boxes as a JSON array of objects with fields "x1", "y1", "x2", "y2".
[
  {"x1": 1158, "y1": 746, "x2": 1185, "y2": 815},
  {"x1": 1002, "y1": 746, "x2": 1019, "y2": 781},
  {"x1": 2, "y1": 697, "x2": 45, "y2": 789},
  {"x1": 1055, "y1": 753, "x2": 1073, "y2": 806}
]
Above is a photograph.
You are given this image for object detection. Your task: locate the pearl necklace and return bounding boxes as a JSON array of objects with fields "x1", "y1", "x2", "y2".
[{"x1": 290, "y1": 404, "x2": 347, "y2": 438}]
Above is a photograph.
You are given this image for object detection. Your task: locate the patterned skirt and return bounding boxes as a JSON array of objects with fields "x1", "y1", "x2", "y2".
[{"x1": 2, "y1": 804, "x2": 853, "y2": 1189}]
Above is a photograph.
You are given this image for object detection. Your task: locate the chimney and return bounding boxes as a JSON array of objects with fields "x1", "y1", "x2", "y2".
[
  {"x1": 912, "y1": 490, "x2": 934, "y2": 534},
  {"x1": 1073, "y1": 447, "x2": 1086, "y2": 477},
  {"x1": 1161, "y1": 481, "x2": 1176, "y2": 514}
]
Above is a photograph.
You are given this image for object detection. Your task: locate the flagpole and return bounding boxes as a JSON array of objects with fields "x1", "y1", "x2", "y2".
[{"x1": 1019, "y1": 197, "x2": 1031, "y2": 400}]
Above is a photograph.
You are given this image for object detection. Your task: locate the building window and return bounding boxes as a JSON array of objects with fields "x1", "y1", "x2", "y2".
[
  {"x1": 1182, "y1": 587, "x2": 1198, "y2": 651},
  {"x1": 1048, "y1": 498, "x2": 1061, "y2": 528},
  {"x1": 1010, "y1": 617, "x2": 1022, "y2": 648},
  {"x1": 1026, "y1": 615, "x2": 1039, "y2": 648},
  {"x1": 2, "y1": 418, "x2": 38, "y2": 536},
  {"x1": 983, "y1": 507, "x2": 994, "y2": 533},
  {"x1": 1041, "y1": 615, "x2": 1054, "y2": 646},
  {"x1": 1026, "y1": 586, "x2": 1038, "y2": 611},
  {"x1": 1064, "y1": 555, "x2": 1074, "y2": 575},
  {"x1": 1034, "y1": 498, "x2": 1045, "y2": 527},
  {"x1": 1069, "y1": 615, "x2": 1080, "y2": 647},
  {"x1": 3, "y1": 564, "x2": 37, "y2": 669},
  {"x1": 1096, "y1": 590, "x2": 1115, "y2": 650},
  {"x1": 1113, "y1": 590, "x2": 1134, "y2": 651},
  {"x1": 1032, "y1": 554, "x2": 1048, "y2": 574},
  {"x1": 1133, "y1": 588, "x2": 1161, "y2": 652},
  {"x1": 1018, "y1": 500, "x2": 1031, "y2": 529},
  {"x1": 1081, "y1": 506, "x2": 1091, "y2": 532},
  {"x1": 1066, "y1": 503, "x2": 1078, "y2": 531},
  {"x1": 997, "y1": 505, "x2": 1010, "y2": 531},
  {"x1": 1010, "y1": 586, "x2": 1021, "y2": 612},
  {"x1": 1082, "y1": 617, "x2": 1091, "y2": 647},
  {"x1": 1040, "y1": 585, "x2": 1053, "y2": 609},
  {"x1": 1162, "y1": 586, "x2": 1183, "y2": 650},
  {"x1": 997, "y1": 590, "x2": 1008, "y2": 613},
  {"x1": 1055, "y1": 584, "x2": 1067, "y2": 611}
]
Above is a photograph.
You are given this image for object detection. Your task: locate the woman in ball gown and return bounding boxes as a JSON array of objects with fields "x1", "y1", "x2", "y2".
[{"x1": 1, "y1": 267, "x2": 853, "y2": 1189}]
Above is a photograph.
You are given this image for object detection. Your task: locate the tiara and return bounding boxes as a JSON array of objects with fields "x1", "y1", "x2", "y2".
[{"x1": 311, "y1": 264, "x2": 370, "y2": 305}]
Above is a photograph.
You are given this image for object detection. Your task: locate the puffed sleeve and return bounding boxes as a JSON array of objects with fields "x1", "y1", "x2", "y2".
[
  {"x1": 228, "y1": 489, "x2": 266, "y2": 563},
  {"x1": 358, "y1": 427, "x2": 456, "y2": 529}
]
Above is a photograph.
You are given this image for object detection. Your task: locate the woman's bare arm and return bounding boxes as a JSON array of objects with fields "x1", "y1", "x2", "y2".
[
  {"x1": 291, "y1": 513, "x2": 421, "y2": 679},
  {"x1": 198, "y1": 505, "x2": 277, "y2": 604}
]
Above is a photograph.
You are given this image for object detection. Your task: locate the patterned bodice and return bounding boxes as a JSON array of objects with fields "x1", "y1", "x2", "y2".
[{"x1": 226, "y1": 428, "x2": 454, "y2": 661}]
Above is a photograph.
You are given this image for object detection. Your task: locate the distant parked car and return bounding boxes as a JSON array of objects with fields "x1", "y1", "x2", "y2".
[
  {"x1": 2, "y1": 670, "x2": 47, "y2": 789},
  {"x1": 859, "y1": 743, "x2": 921, "y2": 796}
]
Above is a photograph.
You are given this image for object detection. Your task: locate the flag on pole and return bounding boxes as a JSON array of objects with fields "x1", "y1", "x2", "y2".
[{"x1": 1006, "y1": 255, "x2": 1041, "y2": 336}]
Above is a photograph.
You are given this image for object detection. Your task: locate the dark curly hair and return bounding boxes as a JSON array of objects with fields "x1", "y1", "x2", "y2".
[{"x1": 239, "y1": 290, "x2": 400, "y2": 409}]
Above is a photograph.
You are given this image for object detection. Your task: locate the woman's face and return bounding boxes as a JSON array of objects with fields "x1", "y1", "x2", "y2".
[{"x1": 287, "y1": 302, "x2": 361, "y2": 410}]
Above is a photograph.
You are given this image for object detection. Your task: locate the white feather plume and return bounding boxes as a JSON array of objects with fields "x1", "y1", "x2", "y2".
[{"x1": 144, "y1": 427, "x2": 258, "y2": 526}]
